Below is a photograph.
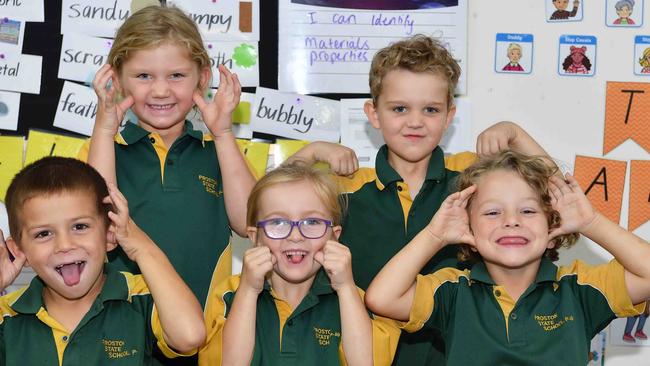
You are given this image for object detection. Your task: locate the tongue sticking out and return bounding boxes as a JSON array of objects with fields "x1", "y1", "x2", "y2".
[
  {"x1": 59, "y1": 263, "x2": 82, "y2": 286},
  {"x1": 288, "y1": 254, "x2": 304, "y2": 264}
]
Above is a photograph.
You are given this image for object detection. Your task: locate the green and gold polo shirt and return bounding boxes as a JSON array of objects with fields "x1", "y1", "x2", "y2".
[
  {"x1": 79, "y1": 121, "x2": 232, "y2": 308},
  {"x1": 334, "y1": 144, "x2": 475, "y2": 365},
  {"x1": 0, "y1": 264, "x2": 191, "y2": 366},
  {"x1": 199, "y1": 270, "x2": 401, "y2": 366},
  {"x1": 404, "y1": 258, "x2": 645, "y2": 366}
]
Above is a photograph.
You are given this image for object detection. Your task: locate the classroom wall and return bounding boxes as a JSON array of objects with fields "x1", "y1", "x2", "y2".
[{"x1": 468, "y1": 2, "x2": 650, "y2": 364}]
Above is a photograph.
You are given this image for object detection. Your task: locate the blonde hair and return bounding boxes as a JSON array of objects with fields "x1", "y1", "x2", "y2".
[
  {"x1": 246, "y1": 162, "x2": 345, "y2": 227},
  {"x1": 108, "y1": 5, "x2": 211, "y2": 88},
  {"x1": 456, "y1": 150, "x2": 579, "y2": 263},
  {"x1": 507, "y1": 43, "x2": 522, "y2": 54},
  {"x1": 368, "y1": 34, "x2": 460, "y2": 107},
  {"x1": 639, "y1": 47, "x2": 650, "y2": 68}
]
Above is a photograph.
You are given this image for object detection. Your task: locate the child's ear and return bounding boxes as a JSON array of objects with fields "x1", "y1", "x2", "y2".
[
  {"x1": 246, "y1": 226, "x2": 258, "y2": 245},
  {"x1": 444, "y1": 103, "x2": 456, "y2": 130},
  {"x1": 105, "y1": 230, "x2": 118, "y2": 252},
  {"x1": 5, "y1": 237, "x2": 29, "y2": 267},
  {"x1": 364, "y1": 99, "x2": 381, "y2": 129},
  {"x1": 332, "y1": 225, "x2": 342, "y2": 241},
  {"x1": 198, "y1": 66, "x2": 212, "y2": 91}
]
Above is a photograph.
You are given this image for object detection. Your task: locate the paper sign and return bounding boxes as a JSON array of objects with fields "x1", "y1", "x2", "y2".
[
  {"x1": 61, "y1": 0, "x2": 130, "y2": 38},
  {"x1": 0, "y1": 17, "x2": 25, "y2": 63},
  {"x1": 0, "y1": 136, "x2": 23, "y2": 202},
  {"x1": 339, "y1": 98, "x2": 382, "y2": 168},
  {"x1": 206, "y1": 41, "x2": 259, "y2": 87},
  {"x1": 574, "y1": 156, "x2": 627, "y2": 224},
  {"x1": 0, "y1": 0, "x2": 44, "y2": 22},
  {"x1": 272, "y1": 139, "x2": 309, "y2": 168},
  {"x1": 236, "y1": 139, "x2": 269, "y2": 179},
  {"x1": 0, "y1": 90, "x2": 20, "y2": 131},
  {"x1": 604, "y1": 81, "x2": 650, "y2": 154},
  {"x1": 24, "y1": 130, "x2": 86, "y2": 166},
  {"x1": 53, "y1": 81, "x2": 99, "y2": 137},
  {"x1": 170, "y1": 0, "x2": 260, "y2": 41},
  {"x1": 251, "y1": 87, "x2": 340, "y2": 142},
  {"x1": 628, "y1": 160, "x2": 650, "y2": 231},
  {"x1": 58, "y1": 33, "x2": 112, "y2": 84},
  {"x1": 278, "y1": 0, "x2": 468, "y2": 94},
  {"x1": 0, "y1": 54, "x2": 41, "y2": 94}
]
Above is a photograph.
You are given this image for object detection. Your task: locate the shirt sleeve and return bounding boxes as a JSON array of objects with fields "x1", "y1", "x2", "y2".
[
  {"x1": 559, "y1": 259, "x2": 645, "y2": 335},
  {"x1": 444, "y1": 151, "x2": 478, "y2": 172},
  {"x1": 198, "y1": 275, "x2": 240, "y2": 366},
  {"x1": 402, "y1": 268, "x2": 467, "y2": 334}
]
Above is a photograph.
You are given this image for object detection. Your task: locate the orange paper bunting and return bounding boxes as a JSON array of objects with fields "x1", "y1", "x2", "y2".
[
  {"x1": 574, "y1": 156, "x2": 627, "y2": 224},
  {"x1": 628, "y1": 160, "x2": 650, "y2": 231},
  {"x1": 604, "y1": 82, "x2": 650, "y2": 154}
]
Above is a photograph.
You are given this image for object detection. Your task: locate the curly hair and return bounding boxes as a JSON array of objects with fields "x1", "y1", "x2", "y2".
[
  {"x1": 456, "y1": 150, "x2": 579, "y2": 263},
  {"x1": 368, "y1": 34, "x2": 460, "y2": 107}
]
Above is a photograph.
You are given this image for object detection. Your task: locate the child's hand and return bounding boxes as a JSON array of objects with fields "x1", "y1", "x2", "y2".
[
  {"x1": 193, "y1": 64, "x2": 241, "y2": 138},
  {"x1": 240, "y1": 246, "x2": 276, "y2": 294},
  {"x1": 475, "y1": 121, "x2": 520, "y2": 156},
  {"x1": 314, "y1": 240, "x2": 355, "y2": 292},
  {"x1": 104, "y1": 183, "x2": 151, "y2": 261},
  {"x1": 92, "y1": 64, "x2": 134, "y2": 136},
  {"x1": 548, "y1": 173, "x2": 597, "y2": 240},
  {"x1": 425, "y1": 185, "x2": 476, "y2": 247},
  {"x1": 0, "y1": 229, "x2": 25, "y2": 292},
  {"x1": 312, "y1": 142, "x2": 359, "y2": 176}
]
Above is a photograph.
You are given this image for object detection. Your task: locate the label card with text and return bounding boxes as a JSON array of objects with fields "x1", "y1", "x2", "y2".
[
  {"x1": 205, "y1": 41, "x2": 259, "y2": 87},
  {"x1": 0, "y1": 0, "x2": 44, "y2": 22},
  {"x1": 61, "y1": 0, "x2": 130, "y2": 37},
  {"x1": 0, "y1": 17, "x2": 25, "y2": 63},
  {"x1": 558, "y1": 35, "x2": 597, "y2": 77},
  {"x1": 604, "y1": 81, "x2": 650, "y2": 154},
  {"x1": 634, "y1": 36, "x2": 650, "y2": 75},
  {"x1": 278, "y1": 0, "x2": 467, "y2": 94},
  {"x1": 171, "y1": 0, "x2": 259, "y2": 41},
  {"x1": 0, "y1": 90, "x2": 20, "y2": 131},
  {"x1": 53, "y1": 81, "x2": 98, "y2": 136},
  {"x1": 59, "y1": 33, "x2": 113, "y2": 84},
  {"x1": 251, "y1": 87, "x2": 340, "y2": 142},
  {"x1": 494, "y1": 33, "x2": 533, "y2": 74},
  {"x1": 574, "y1": 155, "x2": 627, "y2": 224},
  {"x1": 0, "y1": 53, "x2": 41, "y2": 94},
  {"x1": 24, "y1": 130, "x2": 86, "y2": 166},
  {"x1": 0, "y1": 136, "x2": 23, "y2": 202}
]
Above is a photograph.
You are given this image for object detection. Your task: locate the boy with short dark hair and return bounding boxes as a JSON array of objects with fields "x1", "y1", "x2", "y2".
[
  {"x1": 291, "y1": 34, "x2": 549, "y2": 365},
  {"x1": 0, "y1": 157, "x2": 205, "y2": 365}
]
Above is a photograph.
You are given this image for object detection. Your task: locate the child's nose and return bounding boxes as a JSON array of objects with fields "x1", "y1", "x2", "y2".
[
  {"x1": 503, "y1": 213, "x2": 521, "y2": 228},
  {"x1": 287, "y1": 224, "x2": 304, "y2": 242},
  {"x1": 54, "y1": 233, "x2": 75, "y2": 252},
  {"x1": 151, "y1": 79, "x2": 170, "y2": 97}
]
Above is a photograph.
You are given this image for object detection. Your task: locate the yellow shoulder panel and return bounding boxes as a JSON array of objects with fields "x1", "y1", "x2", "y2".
[
  {"x1": 335, "y1": 168, "x2": 378, "y2": 194},
  {"x1": 444, "y1": 151, "x2": 478, "y2": 172}
]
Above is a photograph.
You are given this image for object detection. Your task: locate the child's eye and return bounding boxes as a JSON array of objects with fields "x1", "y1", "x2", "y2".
[
  {"x1": 521, "y1": 209, "x2": 538, "y2": 215},
  {"x1": 34, "y1": 230, "x2": 52, "y2": 239},
  {"x1": 393, "y1": 106, "x2": 407, "y2": 113},
  {"x1": 136, "y1": 73, "x2": 151, "y2": 80},
  {"x1": 72, "y1": 223, "x2": 89, "y2": 231},
  {"x1": 424, "y1": 106, "x2": 439, "y2": 114},
  {"x1": 170, "y1": 73, "x2": 185, "y2": 79},
  {"x1": 484, "y1": 211, "x2": 500, "y2": 216}
]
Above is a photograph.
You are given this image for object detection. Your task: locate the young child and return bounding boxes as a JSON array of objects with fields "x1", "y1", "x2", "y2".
[
  {"x1": 199, "y1": 162, "x2": 400, "y2": 366},
  {"x1": 0, "y1": 157, "x2": 206, "y2": 365},
  {"x1": 82, "y1": 5, "x2": 254, "y2": 313},
  {"x1": 366, "y1": 150, "x2": 650, "y2": 365},
  {"x1": 290, "y1": 34, "x2": 548, "y2": 365}
]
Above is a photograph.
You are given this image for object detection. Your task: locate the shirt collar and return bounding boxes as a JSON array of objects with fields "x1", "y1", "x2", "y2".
[
  {"x1": 262, "y1": 269, "x2": 335, "y2": 296},
  {"x1": 469, "y1": 257, "x2": 559, "y2": 285},
  {"x1": 374, "y1": 145, "x2": 446, "y2": 190},
  {"x1": 10, "y1": 264, "x2": 129, "y2": 315},
  {"x1": 118, "y1": 120, "x2": 205, "y2": 145}
]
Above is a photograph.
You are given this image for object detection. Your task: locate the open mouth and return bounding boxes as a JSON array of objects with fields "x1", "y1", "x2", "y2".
[
  {"x1": 147, "y1": 103, "x2": 175, "y2": 111},
  {"x1": 284, "y1": 250, "x2": 308, "y2": 264},
  {"x1": 496, "y1": 236, "x2": 529, "y2": 246},
  {"x1": 55, "y1": 261, "x2": 86, "y2": 286}
]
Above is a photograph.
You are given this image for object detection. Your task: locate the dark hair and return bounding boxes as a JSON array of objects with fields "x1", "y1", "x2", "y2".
[
  {"x1": 562, "y1": 53, "x2": 592, "y2": 72},
  {"x1": 5, "y1": 157, "x2": 110, "y2": 242}
]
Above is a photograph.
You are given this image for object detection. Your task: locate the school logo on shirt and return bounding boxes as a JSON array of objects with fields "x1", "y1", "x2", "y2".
[
  {"x1": 198, "y1": 175, "x2": 222, "y2": 197},
  {"x1": 313, "y1": 326, "x2": 341, "y2": 347},
  {"x1": 534, "y1": 313, "x2": 575, "y2": 331},
  {"x1": 102, "y1": 338, "x2": 138, "y2": 359}
]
